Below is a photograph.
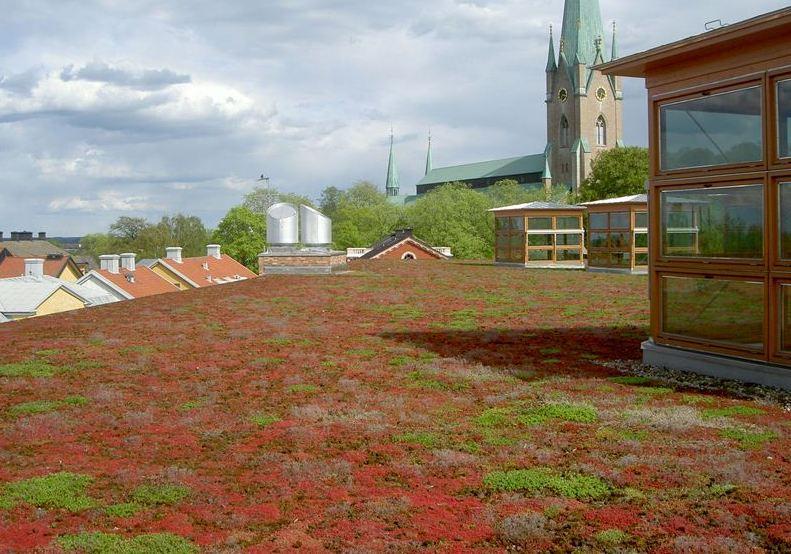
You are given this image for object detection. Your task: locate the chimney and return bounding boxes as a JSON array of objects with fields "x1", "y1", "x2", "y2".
[
  {"x1": 37, "y1": 232, "x2": 46, "y2": 240},
  {"x1": 165, "y1": 247, "x2": 182, "y2": 263},
  {"x1": 99, "y1": 254, "x2": 120, "y2": 274},
  {"x1": 120, "y1": 253, "x2": 136, "y2": 272},
  {"x1": 207, "y1": 244, "x2": 221, "y2": 259},
  {"x1": 24, "y1": 258, "x2": 45, "y2": 278}
]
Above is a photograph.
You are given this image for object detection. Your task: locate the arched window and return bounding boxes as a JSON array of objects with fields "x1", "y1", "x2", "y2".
[
  {"x1": 560, "y1": 116, "x2": 570, "y2": 148},
  {"x1": 596, "y1": 115, "x2": 607, "y2": 146}
]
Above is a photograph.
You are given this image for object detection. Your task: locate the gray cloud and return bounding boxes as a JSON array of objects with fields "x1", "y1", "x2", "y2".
[
  {"x1": 0, "y1": 0, "x2": 787, "y2": 235},
  {"x1": 60, "y1": 61, "x2": 191, "y2": 90}
]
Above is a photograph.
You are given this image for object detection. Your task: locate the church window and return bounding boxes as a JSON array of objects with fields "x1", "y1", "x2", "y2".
[
  {"x1": 560, "y1": 116, "x2": 570, "y2": 147},
  {"x1": 596, "y1": 115, "x2": 607, "y2": 146}
]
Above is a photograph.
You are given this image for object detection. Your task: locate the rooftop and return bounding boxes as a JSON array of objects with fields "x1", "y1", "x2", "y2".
[
  {"x1": 417, "y1": 154, "x2": 545, "y2": 187},
  {"x1": 0, "y1": 240, "x2": 69, "y2": 258},
  {"x1": 0, "y1": 256, "x2": 72, "y2": 279},
  {"x1": 581, "y1": 194, "x2": 648, "y2": 206},
  {"x1": 91, "y1": 266, "x2": 179, "y2": 299},
  {"x1": 154, "y1": 254, "x2": 257, "y2": 287},
  {"x1": 0, "y1": 275, "x2": 115, "y2": 315},
  {"x1": 597, "y1": 7, "x2": 791, "y2": 78},
  {"x1": 489, "y1": 201, "x2": 586, "y2": 212}
]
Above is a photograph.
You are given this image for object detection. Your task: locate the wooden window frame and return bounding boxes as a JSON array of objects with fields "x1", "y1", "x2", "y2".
[
  {"x1": 769, "y1": 69, "x2": 791, "y2": 169},
  {"x1": 651, "y1": 175, "x2": 768, "y2": 273},
  {"x1": 587, "y1": 205, "x2": 648, "y2": 271},
  {"x1": 651, "y1": 77, "x2": 767, "y2": 179},
  {"x1": 654, "y1": 270, "x2": 768, "y2": 362}
]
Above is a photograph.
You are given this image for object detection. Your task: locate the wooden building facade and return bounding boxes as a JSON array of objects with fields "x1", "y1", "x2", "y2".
[
  {"x1": 599, "y1": 7, "x2": 791, "y2": 388},
  {"x1": 582, "y1": 194, "x2": 649, "y2": 274},
  {"x1": 491, "y1": 202, "x2": 586, "y2": 269}
]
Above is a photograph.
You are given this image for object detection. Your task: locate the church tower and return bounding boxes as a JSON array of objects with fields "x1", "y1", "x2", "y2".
[
  {"x1": 385, "y1": 129, "x2": 400, "y2": 197},
  {"x1": 545, "y1": 0, "x2": 623, "y2": 191}
]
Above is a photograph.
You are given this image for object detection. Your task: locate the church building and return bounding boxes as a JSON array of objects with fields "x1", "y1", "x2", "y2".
[{"x1": 387, "y1": 0, "x2": 623, "y2": 200}]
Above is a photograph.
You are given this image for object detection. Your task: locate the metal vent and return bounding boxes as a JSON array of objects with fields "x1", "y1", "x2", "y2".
[
  {"x1": 266, "y1": 203, "x2": 299, "y2": 246},
  {"x1": 299, "y1": 205, "x2": 332, "y2": 247}
]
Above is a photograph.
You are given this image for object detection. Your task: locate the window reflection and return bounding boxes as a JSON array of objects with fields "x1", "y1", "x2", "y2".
[
  {"x1": 779, "y1": 79, "x2": 790, "y2": 159},
  {"x1": 662, "y1": 276, "x2": 764, "y2": 349},
  {"x1": 528, "y1": 217, "x2": 552, "y2": 230},
  {"x1": 589, "y1": 213, "x2": 608, "y2": 229},
  {"x1": 660, "y1": 86, "x2": 763, "y2": 171},
  {"x1": 635, "y1": 212, "x2": 648, "y2": 229},
  {"x1": 660, "y1": 184, "x2": 763, "y2": 259},
  {"x1": 780, "y1": 183, "x2": 791, "y2": 259}
]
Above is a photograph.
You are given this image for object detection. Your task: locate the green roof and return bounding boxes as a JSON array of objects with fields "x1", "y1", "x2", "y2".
[
  {"x1": 560, "y1": 0, "x2": 607, "y2": 67},
  {"x1": 417, "y1": 153, "x2": 546, "y2": 187}
]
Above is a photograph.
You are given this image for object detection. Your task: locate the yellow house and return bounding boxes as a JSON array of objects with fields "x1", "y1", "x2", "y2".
[{"x1": 0, "y1": 260, "x2": 116, "y2": 322}]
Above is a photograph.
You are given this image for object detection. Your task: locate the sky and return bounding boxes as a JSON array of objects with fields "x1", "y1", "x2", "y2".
[{"x1": 0, "y1": 0, "x2": 787, "y2": 236}]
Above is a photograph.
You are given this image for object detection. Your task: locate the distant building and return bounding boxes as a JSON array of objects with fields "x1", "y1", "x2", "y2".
[
  {"x1": 77, "y1": 253, "x2": 179, "y2": 302},
  {"x1": 387, "y1": 0, "x2": 623, "y2": 202},
  {"x1": 141, "y1": 245, "x2": 257, "y2": 290},
  {"x1": 0, "y1": 259, "x2": 116, "y2": 322},
  {"x1": 352, "y1": 229, "x2": 451, "y2": 261},
  {"x1": 0, "y1": 255, "x2": 83, "y2": 282}
]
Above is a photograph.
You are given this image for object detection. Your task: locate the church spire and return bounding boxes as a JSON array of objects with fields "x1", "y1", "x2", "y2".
[
  {"x1": 560, "y1": 0, "x2": 606, "y2": 68},
  {"x1": 611, "y1": 21, "x2": 618, "y2": 60},
  {"x1": 425, "y1": 130, "x2": 433, "y2": 176},
  {"x1": 546, "y1": 25, "x2": 557, "y2": 72},
  {"x1": 385, "y1": 128, "x2": 399, "y2": 197}
]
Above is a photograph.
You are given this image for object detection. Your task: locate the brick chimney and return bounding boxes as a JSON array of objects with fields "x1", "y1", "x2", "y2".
[
  {"x1": 25, "y1": 258, "x2": 45, "y2": 278},
  {"x1": 165, "y1": 247, "x2": 182, "y2": 263},
  {"x1": 99, "y1": 254, "x2": 120, "y2": 274},
  {"x1": 207, "y1": 244, "x2": 221, "y2": 259},
  {"x1": 120, "y1": 253, "x2": 136, "y2": 272}
]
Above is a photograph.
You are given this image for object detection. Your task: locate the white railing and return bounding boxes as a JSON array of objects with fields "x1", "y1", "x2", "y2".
[
  {"x1": 434, "y1": 247, "x2": 452, "y2": 257},
  {"x1": 346, "y1": 248, "x2": 371, "y2": 259}
]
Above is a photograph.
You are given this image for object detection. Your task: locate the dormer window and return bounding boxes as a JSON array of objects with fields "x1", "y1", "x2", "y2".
[{"x1": 596, "y1": 115, "x2": 607, "y2": 146}]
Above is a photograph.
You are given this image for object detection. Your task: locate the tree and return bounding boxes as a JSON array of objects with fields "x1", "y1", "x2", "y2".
[
  {"x1": 405, "y1": 183, "x2": 494, "y2": 260},
  {"x1": 243, "y1": 186, "x2": 315, "y2": 215},
  {"x1": 212, "y1": 206, "x2": 267, "y2": 271},
  {"x1": 577, "y1": 147, "x2": 649, "y2": 202},
  {"x1": 319, "y1": 186, "x2": 344, "y2": 219},
  {"x1": 109, "y1": 216, "x2": 148, "y2": 242}
]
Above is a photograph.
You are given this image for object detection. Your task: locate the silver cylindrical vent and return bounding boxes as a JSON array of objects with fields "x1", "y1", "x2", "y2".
[
  {"x1": 266, "y1": 203, "x2": 299, "y2": 246},
  {"x1": 299, "y1": 205, "x2": 332, "y2": 247}
]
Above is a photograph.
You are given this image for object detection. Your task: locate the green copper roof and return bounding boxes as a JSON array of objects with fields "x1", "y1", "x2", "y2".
[
  {"x1": 417, "y1": 154, "x2": 546, "y2": 187},
  {"x1": 611, "y1": 21, "x2": 618, "y2": 60},
  {"x1": 425, "y1": 133, "x2": 433, "y2": 176},
  {"x1": 546, "y1": 27, "x2": 557, "y2": 72},
  {"x1": 560, "y1": 0, "x2": 607, "y2": 69},
  {"x1": 385, "y1": 132, "x2": 399, "y2": 196}
]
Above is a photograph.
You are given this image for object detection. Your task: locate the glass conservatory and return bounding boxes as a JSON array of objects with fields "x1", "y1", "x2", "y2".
[
  {"x1": 490, "y1": 202, "x2": 586, "y2": 269},
  {"x1": 582, "y1": 195, "x2": 648, "y2": 274},
  {"x1": 599, "y1": 7, "x2": 791, "y2": 389}
]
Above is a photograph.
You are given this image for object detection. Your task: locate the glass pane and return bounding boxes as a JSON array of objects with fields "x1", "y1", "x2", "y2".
[
  {"x1": 510, "y1": 217, "x2": 524, "y2": 230},
  {"x1": 557, "y1": 249, "x2": 580, "y2": 261},
  {"x1": 660, "y1": 86, "x2": 763, "y2": 171},
  {"x1": 496, "y1": 218, "x2": 509, "y2": 230},
  {"x1": 590, "y1": 232, "x2": 608, "y2": 248},
  {"x1": 528, "y1": 249, "x2": 551, "y2": 261},
  {"x1": 635, "y1": 212, "x2": 648, "y2": 229},
  {"x1": 528, "y1": 234, "x2": 553, "y2": 247},
  {"x1": 783, "y1": 285, "x2": 791, "y2": 352},
  {"x1": 610, "y1": 232, "x2": 630, "y2": 249},
  {"x1": 611, "y1": 252, "x2": 631, "y2": 267},
  {"x1": 610, "y1": 212, "x2": 630, "y2": 229},
  {"x1": 510, "y1": 235, "x2": 524, "y2": 248},
  {"x1": 779, "y1": 79, "x2": 791, "y2": 159},
  {"x1": 589, "y1": 213, "x2": 608, "y2": 229},
  {"x1": 589, "y1": 253, "x2": 608, "y2": 266},
  {"x1": 557, "y1": 233, "x2": 581, "y2": 246},
  {"x1": 662, "y1": 276, "x2": 764, "y2": 349},
  {"x1": 528, "y1": 217, "x2": 552, "y2": 230},
  {"x1": 556, "y1": 216, "x2": 580, "y2": 230},
  {"x1": 496, "y1": 234, "x2": 509, "y2": 247},
  {"x1": 780, "y1": 183, "x2": 791, "y2": 259},
  {"x1": 635, "y1": 253, "x2": 649, "y2": 266},
  {"x1": 635, "y1": 232, "x2": 648, "y2": 249},
  {"x1": 511, "y1": 249, "x2": 524, "y2": 262},
  {"x1": 661, "y1": 184, "x2": 764, "y2": 259}
]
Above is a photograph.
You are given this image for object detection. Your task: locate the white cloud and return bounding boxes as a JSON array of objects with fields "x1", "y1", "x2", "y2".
[{"x1": 48, "y1": 191, "x2": 152, "y2": 212}]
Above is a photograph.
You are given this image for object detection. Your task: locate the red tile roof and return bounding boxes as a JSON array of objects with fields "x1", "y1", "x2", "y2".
[
  {"x1": 95, "y1": 266, "x2": 179, "y2": 298},
  {"x1": 161, "y1": 255, "x2": 257, "y2": 287},
  {"x1": 0, "y1": 256, "x2": 70, "y2": 279}
]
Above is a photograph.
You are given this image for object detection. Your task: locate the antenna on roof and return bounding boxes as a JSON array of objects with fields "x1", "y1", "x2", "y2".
[
  {"x1": 704, "y1": 19, "x2": 727, "y2": 31},
  {"x1": 257, "y1": 174, "x2": 270, "y2": 187}
]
